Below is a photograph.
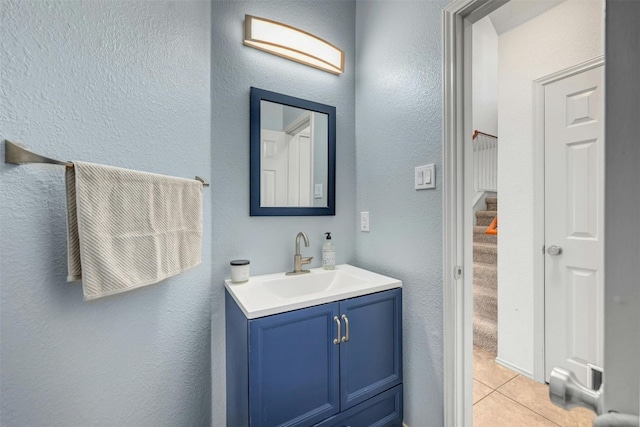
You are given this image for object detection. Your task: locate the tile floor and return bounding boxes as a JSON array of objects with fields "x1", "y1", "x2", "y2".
[{"x1": 473, "y1": 346, "x2": 596, "y2": 426}]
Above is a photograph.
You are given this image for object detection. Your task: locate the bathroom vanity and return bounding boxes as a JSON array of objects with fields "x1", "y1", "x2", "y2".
[{"x1": 225, "y1": 265, "x2": 403, "y2": 426}]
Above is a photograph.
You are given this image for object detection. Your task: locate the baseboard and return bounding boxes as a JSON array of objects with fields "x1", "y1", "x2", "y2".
[{"x1": 494, "y1": 357, "x2": 534, "y2": 379}]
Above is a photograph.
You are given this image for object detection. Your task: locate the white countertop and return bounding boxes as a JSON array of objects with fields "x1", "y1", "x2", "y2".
[{"x1": 224, "y1": 264, "x2": 402, "y2": 319}]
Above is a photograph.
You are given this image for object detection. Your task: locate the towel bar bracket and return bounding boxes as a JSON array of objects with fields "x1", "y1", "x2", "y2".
[
  {"x1": 5, "y1": 140, "x2": 73, "y2": 167},
  {"x1": 195, "y1": 176, "x2": 210, "y2": 187}
]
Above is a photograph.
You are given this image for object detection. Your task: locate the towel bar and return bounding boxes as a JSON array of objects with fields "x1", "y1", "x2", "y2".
[{"x1": 4, "y1": 140, "x2": 210, "y2": 187}]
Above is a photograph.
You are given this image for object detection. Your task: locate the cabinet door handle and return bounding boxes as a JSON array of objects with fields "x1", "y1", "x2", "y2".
[
  {"x1": 341, "y1": 314, "x2": 349, "y2": 342},
  {"x1": 333, "y1": 316, "x2": 341, "y2": 345}
]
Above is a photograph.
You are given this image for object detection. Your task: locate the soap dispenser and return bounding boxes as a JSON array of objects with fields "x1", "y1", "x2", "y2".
[{"x1": 322, "y1": 232, "x2": 335, "y2": 270}]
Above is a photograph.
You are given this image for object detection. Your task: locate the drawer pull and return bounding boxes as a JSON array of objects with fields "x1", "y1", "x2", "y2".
[
  {"x1": 333, "y1": 316, "x2": 341, "y2": 345},
  {"x1": 341, "y1": 314, "x2": 349, "y2": 342}
]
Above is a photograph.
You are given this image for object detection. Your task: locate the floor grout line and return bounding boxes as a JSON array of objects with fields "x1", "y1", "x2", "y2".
[
  {"x1": 473, "y1": 378, "x2": 495, "y2": 390},
  {"x1": 473, "y1": 348, "x2": 595, "y2": 426},
  {"x1": 473, "y1": 389, "x2": 496, "y2": 406},
  {"x1": 494, "y1": 390, "x2": 562, "y2": 426},
  {"x1": 490, "y1": 373, "x2": 519, "y2": 390},
  {"x1": 473, "y1": 348, "x2": 563, "y2": 425},
  {"x1": 493, "y1": 374, "x2": 519, "y2": 392}
]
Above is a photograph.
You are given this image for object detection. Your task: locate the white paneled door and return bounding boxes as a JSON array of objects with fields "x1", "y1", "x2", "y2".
[
  {"x1": 287, "y1": 127, "x2": 313, "y2": 207},
  {"x1": 544, "y1": 65, "x2": 604, "y2": 384},
  {"x1": 260, "y1": 129, "x2": 288, "y2": 207}
]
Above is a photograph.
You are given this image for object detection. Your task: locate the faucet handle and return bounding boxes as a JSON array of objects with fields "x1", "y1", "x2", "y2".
[{"x1": 301, "y1": 256, "x2": 313, "y2": 265}]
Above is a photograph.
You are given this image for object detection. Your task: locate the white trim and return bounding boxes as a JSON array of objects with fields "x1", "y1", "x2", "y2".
[
  {"x1": 442, "y1": 1, "x2": 509, "y2": 426},
  {"x1": 532, "y1": 56, "x2": 605, "y2": 382},
  {"x1": 443, "y1": 3, "x2": 465, "y2": 426},
  {"x1": 495, "y1": 357, "x2": 533, "y2": 378},
  {"x1": 534, "y1": 56, "x2": 604, "y2": 87},
  {"x1": 531, "y1": 73, "x2": 546, "y2": 384},
  {"x1": 471, "y1": 190, "x2": 485, "y2": 208},
  {"x1": 283, "y1": 111, "x2": 312, "y2": 135}
]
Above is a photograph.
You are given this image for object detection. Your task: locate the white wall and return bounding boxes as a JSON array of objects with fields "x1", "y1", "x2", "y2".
[
  {"x1": 472, "y1": 17, "x2": 499, "y2": 136},
  {"x1": 497, "y1": 0, "x2": 604, "y2": 374}
]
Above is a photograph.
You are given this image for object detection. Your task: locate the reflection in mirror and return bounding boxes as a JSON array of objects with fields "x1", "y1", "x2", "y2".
[
  {"x1": 250, "y1": 88, "x2": 335, "y2": 216},
  {"x1": 260, "y1": 101, "x2": 328, "y2": 208}
]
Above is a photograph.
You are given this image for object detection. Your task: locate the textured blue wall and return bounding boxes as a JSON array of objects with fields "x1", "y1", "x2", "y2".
[
  {"x1": 355, "y1": 1, "x2": 447, "y2": 424},
  {"x1": 210, "y1": 1, "x2": 357, "y2": 423},
  {"x1": 0, "y1": 1, "x2": 212, "y2": 425}
]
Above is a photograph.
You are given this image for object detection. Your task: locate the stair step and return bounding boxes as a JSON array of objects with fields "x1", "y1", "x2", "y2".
[
  {"x1": 485, "y1": 196, "x2": 498, "y2": 212},
  {"x1": 473, "y1": 242, "x2": 497, "y2": 265},
  {"x1": 475, "y1": 210, "x2": 497, "y2": 218},
  {"x1": 474, "y1": 195, "x2": 498, "y2": 356},
  {"x1": 473, "y1": 285, "x2": 497, "y2": 322},
  {"x1": 473, "y1": 315, "x2": 497, "y2": 355},
  {"x1": 473, "y1": 262, "x2": 497, "y2": 290},
  {"x1": 473, "y1": 225, "x2": 497, "y2": 244},
  {"x1": 476, "y1": 210, "x2": 497, "y2": 226}
]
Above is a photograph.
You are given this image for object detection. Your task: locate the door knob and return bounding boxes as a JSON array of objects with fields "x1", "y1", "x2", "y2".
[
  {"x1": 549, "y1": 367, "x2": 602, "y2": 414},
  {"x1": 547, "y1": 245, "x2": 563, "y2": 256}
]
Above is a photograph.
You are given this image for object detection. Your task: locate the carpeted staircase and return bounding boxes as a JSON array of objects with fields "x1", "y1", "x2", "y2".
[{"x1": 473, "y1": 196, "x2": 497, "y2": 355}]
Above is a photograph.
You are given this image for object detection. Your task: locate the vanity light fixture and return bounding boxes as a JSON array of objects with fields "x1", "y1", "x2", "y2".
[{"x1": 243, "y1": 15, "x2": 345, "y2": 75}]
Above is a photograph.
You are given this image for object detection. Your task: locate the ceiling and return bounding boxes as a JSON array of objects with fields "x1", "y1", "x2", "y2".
[{"x1": 489, "y1": 0, "x2": 565, "y2": 35}]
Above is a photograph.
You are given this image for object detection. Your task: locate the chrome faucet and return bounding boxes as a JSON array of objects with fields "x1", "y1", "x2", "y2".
[{"x1": 286, "y1": 232, "x2": 313, "y2": 275}]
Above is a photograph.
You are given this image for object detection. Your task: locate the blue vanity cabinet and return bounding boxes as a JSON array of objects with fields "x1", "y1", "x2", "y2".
[{"x1": 225, "y1": 287, "x2": 402, "y2": 427}]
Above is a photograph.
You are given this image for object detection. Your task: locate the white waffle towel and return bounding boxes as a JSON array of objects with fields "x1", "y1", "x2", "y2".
[{"x1": 66, "y1": 162, "x2": 203, "y2": 300}]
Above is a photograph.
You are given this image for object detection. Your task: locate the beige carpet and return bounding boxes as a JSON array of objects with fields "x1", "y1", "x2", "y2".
[{"x1": 473, "y1": 196, "x2": 497, "y2": 354}]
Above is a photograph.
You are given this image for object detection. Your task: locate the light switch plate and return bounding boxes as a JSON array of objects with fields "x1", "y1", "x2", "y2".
[
  {"x1": 360, "y1": 211, "x2": 370, "y2": 232},
  {"x1": 415, "y1": 164, "x2": 436, "y2": 190},
  {"x1": 314, "y1": 183, "x2": 323, "y2": 199}
]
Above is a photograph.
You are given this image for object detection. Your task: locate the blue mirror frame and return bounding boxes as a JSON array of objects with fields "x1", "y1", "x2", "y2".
[{"x1": 250, "y1": 87, "x2": 336, "y2": 216}]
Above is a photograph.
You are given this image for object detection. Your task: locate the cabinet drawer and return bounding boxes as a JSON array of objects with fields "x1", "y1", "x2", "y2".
[{"x1": 313, "y1": 385, "x2": 403, "y2": 427}]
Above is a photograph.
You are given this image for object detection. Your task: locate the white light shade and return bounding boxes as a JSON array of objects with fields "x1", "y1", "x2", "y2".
[{"x1": 244, "y1": 15, "x2": 344, "y2": 75}]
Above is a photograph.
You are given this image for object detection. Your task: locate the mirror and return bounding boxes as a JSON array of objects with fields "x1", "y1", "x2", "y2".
[{"x1": 250, "y1": 87, "x2": 336, "y2": 216}]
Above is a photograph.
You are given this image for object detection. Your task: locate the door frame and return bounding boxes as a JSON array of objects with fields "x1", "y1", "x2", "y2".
[
  {"x1": 533, "y1": 56, "x2": 605, "y2": 383},
  {"x1": 443, "y1": 0, "x2": 607, "y2": 423},
  {"x1": 443, "y1": 1, "x2": 508, "y2": 425}
]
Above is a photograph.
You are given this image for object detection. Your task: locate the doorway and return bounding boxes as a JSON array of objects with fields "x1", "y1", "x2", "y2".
[
  {"x1": 444, "y1": 0, "x2": 605, "y2": 425},
  {"x1": 471, "y1": 58, "x2": 604, "y2": 426}
]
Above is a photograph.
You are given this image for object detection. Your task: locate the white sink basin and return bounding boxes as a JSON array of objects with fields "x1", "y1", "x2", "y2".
[
  {"x1": 225, "y1": 264, "x2": 401, "y2": 319},
  {"x1": 262, "y1": 269, "x2": 369, "y2": 299}
]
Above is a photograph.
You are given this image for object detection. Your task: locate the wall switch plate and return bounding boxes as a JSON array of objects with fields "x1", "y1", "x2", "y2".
[
  {"x1": 314, "y1": 184, "x2": 323, "y2": 199},
  {"x1": 415, "y1": 164, "x2": 436, "y2": 190},
  {"x1": 360, "y1": 211, "x2": 370, "y2": 232}
]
